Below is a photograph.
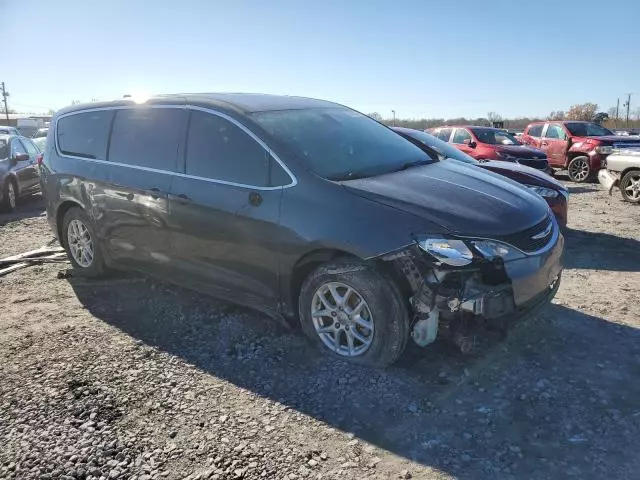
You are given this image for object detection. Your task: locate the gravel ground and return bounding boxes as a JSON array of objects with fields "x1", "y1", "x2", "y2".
[{"x1": 1, "y1": 180, "x2": 639, "y2": 480}]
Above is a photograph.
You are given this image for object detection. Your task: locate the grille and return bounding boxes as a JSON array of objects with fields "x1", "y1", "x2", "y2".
[
  {"x1": 495, "y1": 214, "x2": 554, "y2": 253},
  {"x1": 517, "y1": 158, "x2": 549, "y2": 170}
]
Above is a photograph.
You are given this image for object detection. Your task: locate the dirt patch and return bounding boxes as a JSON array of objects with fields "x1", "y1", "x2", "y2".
[{"x1": 1, "y1": 180, "x2": 639, "y2": 479}]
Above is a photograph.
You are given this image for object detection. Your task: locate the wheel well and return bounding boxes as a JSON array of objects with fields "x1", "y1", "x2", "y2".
[
  {"x1": 621, "y1": 167, "x2": 640, "y2": 180},
  {"x1": 55, "y1": 201, "x2": 82, "y2": 248},
  {"x1": 566, "y1": 152, "x2": 588, "y2": 166}
]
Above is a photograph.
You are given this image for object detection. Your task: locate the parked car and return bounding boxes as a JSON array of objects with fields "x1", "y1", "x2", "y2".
[
  {"x1": 430, "y1": 125, "x2": 551, "y2": 174},
  {"x1": 40, "y1": 94, "x2": 563, "y2": 366},
  {"x1": 32, "y1": 136, "x2": 47, "y2": 152},
  {"x1": 0, "y1": 134, "x2": 41, "y2": 212},
  {"x1": 521, "y1": 121, "x2": 640, "y2": 183},
  {"x1": 0, "y1": 126, "x2": 20, "y2": 135},
  {"x1": 393, "y1": 127, "x2": 569, "y2": 228},
  {"x1": 32, "y1": 127, "x2": 48, "y2": 139},
  {"x1": 598, "y1": 148, "x2": 640, "y2": 203}
]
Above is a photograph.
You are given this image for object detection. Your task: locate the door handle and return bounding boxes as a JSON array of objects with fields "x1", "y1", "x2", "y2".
[
  {"x1": 541, "y1": 141, "x2": 549, "y2": 146},
  {"x1": 169, "y1": 193, "x2": 192, "y2": 203},
  {"x1": 148, "y1": 187, "x2": 163, "y2": 200},
  {"x1": 249, "y1": 192, "x2": 263, "y2": 206}
]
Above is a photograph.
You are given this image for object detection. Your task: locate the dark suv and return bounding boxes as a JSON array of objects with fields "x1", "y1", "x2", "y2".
[
  {"x1": 0, "y1": 134, "x2": 42, "y2": 212},
  {"x1": 521, "y1": 121, "x2": 640, "y2": 182},
  {"x1": 40, "y1": 94, "x2": 563, "y2": 366}
]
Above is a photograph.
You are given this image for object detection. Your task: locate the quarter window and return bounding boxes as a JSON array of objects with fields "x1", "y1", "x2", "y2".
[
  {"x1": 109, "y1": 108, "x2": 185, "y2": 172},
  {"x1": 186, "y1": 110, "x2": 288, "y2": 187},
  {"x1": 528, "y1": 124, "x2": 543, "y2": 137},
  {"x1": 452, "y1": 128, "x2": 472, "y2": 144},
  {"x1": 23, "y1": 138, "x2": 39, "y2": 156},
  {"x1": 57, "y1": 110, "x2": 114, "y2": 159},
  {"x1": 435, "y1": 128, "x2": 453, "y2": 142}
]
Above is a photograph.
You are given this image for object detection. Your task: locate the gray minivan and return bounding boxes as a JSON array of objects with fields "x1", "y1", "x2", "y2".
[{"x1": 40, "y1": 94, "x2": 563, "y2": 366}]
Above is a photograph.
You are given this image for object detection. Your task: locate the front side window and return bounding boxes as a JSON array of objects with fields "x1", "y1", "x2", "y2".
[
  {"x1": 544, "y1": 124, "x2": 566, "y2": 140},
  {"x1": 186, "y1": 110, "x2": 289, "y2": 187},
  {"x1": 452, "y1": 128, "x2": 472, "y2": 144},
  {"x1": 399, "y1": 129, "x2": 478, "y2": 165},
  {"x1": 57, "y1": 110, "x2": 114, "y2": 159},
  {"x1": 564, "y1": 122, "x2": 612, "y2": 137},
  {"x1": 252, "y1": 107, "x2": 433, "y2": 181},
  {"x1": 528, "y1": 124, "x2": 543, "y2": 137},
  {"x1": 470, "y1": 128, "x2": 520, "y2": 145},
  {"x1": 109, "y1": 108, "x2": 185, "y2": 172},
  {"x1": 11, "y1": 139, "x2": 27, "y2": 157},
  {"x1": 435, "y1": 128, "x2": 453, "y2": 142}
]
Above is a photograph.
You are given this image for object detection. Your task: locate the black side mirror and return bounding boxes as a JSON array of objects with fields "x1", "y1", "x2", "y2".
[
  {"x1": 468, "y1": 141, "x2": 477, "y2": 149},
  {"x1": 13, "y1": 153, "x2": 29, "y2": 163}
]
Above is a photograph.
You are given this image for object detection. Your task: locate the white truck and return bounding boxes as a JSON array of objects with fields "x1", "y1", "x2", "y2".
[{"x1": 598, "y1": 148, "x2": 640, "y2": 203}]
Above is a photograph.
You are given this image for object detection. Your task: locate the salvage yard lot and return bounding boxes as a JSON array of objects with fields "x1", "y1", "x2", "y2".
[{"x1": 1, "y1": 180, "x2": 639, "y2": 480}]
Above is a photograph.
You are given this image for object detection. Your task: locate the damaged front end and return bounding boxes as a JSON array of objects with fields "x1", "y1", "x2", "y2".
[{"x1": 382, "y1": 214, "x2": 564, "y2": 352}]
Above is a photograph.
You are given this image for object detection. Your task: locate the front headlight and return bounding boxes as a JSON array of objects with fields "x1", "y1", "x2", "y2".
[
  {"x1": 471, "y1": 239, "x2": 526, "y2": 261},
  {"x1": 595, "y1": 145, "x2": 613, "y2": 154},
  {"x1": 524, "y1": 184, "x2": 560, "y2": 198},
  {"x1": 418, "y1": 238, "x2": 473, "y2": 266}
]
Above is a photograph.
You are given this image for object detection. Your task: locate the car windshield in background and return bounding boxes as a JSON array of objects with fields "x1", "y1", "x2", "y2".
[
  {"x1": 251, "y1": 107, "x2": 434, "y2": 181},
  {"x1": 470, "y1": 128, "x2": 520, "y2": 145},
  {"x1": 399, "y1": 129, "x2": 478, "y2": 165},
  {"x1": 565, "y1": 122, "x2": 612, "y2": 137},
  {"x1": 32, "y1": 137, "x2": 47, "y2": 151}
]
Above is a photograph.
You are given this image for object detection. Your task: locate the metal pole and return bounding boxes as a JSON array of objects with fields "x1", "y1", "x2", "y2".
[
  {"x1": 615, "y1": 97, "x2": 620, "y2": 128},
  {"x1": 625, "y1": 93, "x2": 632, "y2": 127},
  {"x1": 1, "y1": 82, "x2": 9, "y2": 123},
  {"x1": 392, "y1": 110, "x2": 396, "y2": 126}
]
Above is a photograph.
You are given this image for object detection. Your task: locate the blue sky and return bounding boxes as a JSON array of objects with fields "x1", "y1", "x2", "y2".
[{"x1": 3, "y1": 0, "x2": 639, "y2": 119}]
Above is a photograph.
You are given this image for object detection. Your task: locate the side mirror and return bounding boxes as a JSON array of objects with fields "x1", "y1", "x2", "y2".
[
  {"x1": 13, "y1": 153, "x2": 29, "y2": 162},
  {"x1": 468, "y1": 141, "x2": 477, "y2": 149}
]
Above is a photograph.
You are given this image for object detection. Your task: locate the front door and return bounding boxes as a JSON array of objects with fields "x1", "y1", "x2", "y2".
[
  {"x1": 451, "y1": 128, "x2": 475, "y2": 156},
  {"x1": 541, "y1": 123, "x2": 568, "y2": 167},
  {"x1": 9, "y1": 138, "x2": 37, "y2": 192},
  {"x1": 168, "y1": 108, "x2": 293, "y2": 311},
  {"x1": 20, "y1": 138, "x2": 41, "y2": 190}
]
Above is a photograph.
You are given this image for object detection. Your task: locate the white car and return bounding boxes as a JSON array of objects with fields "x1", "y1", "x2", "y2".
[{"x1": 598, "y1": 149, "x2": 640, "y2": 203}]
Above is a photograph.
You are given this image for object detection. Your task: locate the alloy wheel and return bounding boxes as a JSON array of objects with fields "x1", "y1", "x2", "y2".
[
  {"x1": 568, "y1": 158, "x2": 589, "y2": 182},
  {"x1": 311, "y1": 282, "x2": 374, "y2": 356},
  {"x1": 623, "y1": 173, "x2": 640, "y2": 202},
  {"x1": 67, "y1": 219, "x2": 94, "y2": 268},
  {"x1": 7, "y1": 182, "x2": 16, "y2": 209}
]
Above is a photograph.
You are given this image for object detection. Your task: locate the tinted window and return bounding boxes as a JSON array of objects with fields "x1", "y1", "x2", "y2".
[
  {"x1": 11, "y1": 139, "x2": 27, "y2": 156},
  {"x1": 186, "y1": 110, "x2": 288, "y2": 187},
  {"x1": 57, "y1": 110, "x2": 113, "y2": 159},
  {"x1": 252, "y1": 108, "x2": 433, "y2": 181},
  {"x1": 109, "y1": 108, "x2": 184, "y2": 172},
  {"x1": 470, "y1": 128, "x2": 520, "y2": 145},
  {"x1": 435, "y1": 128, "x2": 452, "y2": 142},
  {"x1": 544, "y1": 124, "x2": 565, "y2": 139},
  {"x1": 23, "y1": 138, "x2": 39, "y2": 156},
  {"x1": 528, "y1": 124, "x2": 543, "y2": 137},
  {"x1": 396, "y1": 129, "x2": 478, "y2": 165},
  {"x1": 452, "y1": 128, "x2": 472, "y2": 144},
  {"x1": 565, "y1": 122, "x2": 612, "y2": 137}
]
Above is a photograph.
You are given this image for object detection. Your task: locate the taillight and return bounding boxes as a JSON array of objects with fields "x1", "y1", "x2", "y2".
[{"x1": 36, "y1": 154, "x2": 44, "y2": 166}]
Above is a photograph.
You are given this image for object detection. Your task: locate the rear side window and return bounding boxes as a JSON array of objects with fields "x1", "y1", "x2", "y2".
[
  {"x1": 186, "y1": 110, "x2": 288, "y2": 187},
  {"x1": 109, "y1": 108, "x2": 185, "y2": 172},
  {"x1": 527, "y1": 124, "x2": 543, "y2": 137},
  {"x1": 435, "y1": 128, "x2": 452, "y2": 142},
  {"x1": 57, "y1": 110, "x2": 114, "y2": 159}
]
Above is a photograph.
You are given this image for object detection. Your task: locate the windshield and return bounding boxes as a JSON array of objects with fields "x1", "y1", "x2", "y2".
[
  {"x1": 396, "y1": 129, "x2": 478, "y2": 165},
  {"x1": 470, "y1": 127, "x2": 520, "y2": 145},
  {"x1": 565, "y1": 122, "x2": 612, "y2": 137},
  {"x1": 251, "y1": 107, "x2": 433, "y2": 180}
]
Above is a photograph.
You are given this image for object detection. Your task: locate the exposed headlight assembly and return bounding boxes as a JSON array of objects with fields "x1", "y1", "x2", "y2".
[
  {"x1": 595, "y1": 145, "x2": 613, "y2": 154},
  {"x1": 418, "y1": 239, "x2": 473, "y2": 266},
  {"x1": 471, "y1": 239, "x2": 526, "y2": 261},
  {"x1": 524, "y1": 184, "x2": 560, "y2": 198}
]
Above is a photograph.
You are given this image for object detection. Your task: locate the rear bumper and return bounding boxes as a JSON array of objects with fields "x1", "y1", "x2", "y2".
[{"x1": 598, "y1": 168, "x2": 619, "y2": 195}]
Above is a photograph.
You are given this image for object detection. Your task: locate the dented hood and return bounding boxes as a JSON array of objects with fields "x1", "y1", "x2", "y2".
[
  {"x1": 343, "y1": 160, "x2": 549, "y2": 237},
  {"x1": 480, "y1": 160, "x2": 565, "y2": 190}
]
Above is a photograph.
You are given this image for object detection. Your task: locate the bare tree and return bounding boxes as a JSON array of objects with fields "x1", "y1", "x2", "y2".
[
  {"x1": 547, "y1": 111, "x2": 566, "y2": 121},
  {"x1": 70, "y1": 100, "x2": 81, "y2": 105},
  {"x1": 367, "y1": 112, "x2": 383, "y2": 121},
  {"x1": 566, "y1": 103, "x2": 598, "y2": 121},
  {"x1": 487, "y1": 112, "x2": 502, "y2": 122}
]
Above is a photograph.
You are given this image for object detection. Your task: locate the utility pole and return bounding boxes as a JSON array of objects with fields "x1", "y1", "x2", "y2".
[
  {"x1": 615, "y1": 97, "x2": 620, "y2": 128},
  {"x1": 624, "y1": 93, "x2": 632, "y2": 127},
  {"x1": 392, "y1": 110, "x2": 396, "y2": 126},
  {"x1": 1, "y1": 82, "x2": 9, "y2": 123}
]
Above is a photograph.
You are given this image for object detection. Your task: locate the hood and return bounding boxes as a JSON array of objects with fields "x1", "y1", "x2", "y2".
[
  {"x1": 480, "y1": 160, "x2": 565, "y2": 190},
  {"x1": 342, "y1": 160, "x2": 549, "y2": 237},
  {"x1": 494, "y1": 144, "x2": 546, "y2": 159}
]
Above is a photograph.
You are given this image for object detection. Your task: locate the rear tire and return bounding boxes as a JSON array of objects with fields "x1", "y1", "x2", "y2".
[
  {"x1": 620, "y1": 169, "x2": 640, "y2": 204},
  {"x1": 567, "y1": 156, "x2": 591, "y2": 183},
  {"x1": 0, "y1": 179, "x2": 17, "y2": 213},
  {"x1": 298, "y1": 260, "x2": 409, "y2": 367},
  {"x1": 61, "y1": 207, "x2": 106, "y2": 278}
]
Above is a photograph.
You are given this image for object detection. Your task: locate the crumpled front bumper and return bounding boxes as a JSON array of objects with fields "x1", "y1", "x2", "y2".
[{"x1": 598, "y1": 169, "x2": 619, "y2": 195}]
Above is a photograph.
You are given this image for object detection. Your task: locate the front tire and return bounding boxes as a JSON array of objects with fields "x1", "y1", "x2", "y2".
[
  {"x1": 298, "y1": 260, "x2": 409, "y2": 367},
  {"x1": 0, "y1": 179, "x2": 17, "y2": 213},
  {"x1": 620, "y1": 169, "x2": 640, "y2": 203},
  {"x1": 567, "y1": 156, "x2": 591, "y2": 183},
  {"x1": 62, "y1": 207, "x2": 106, "y2": 277}
]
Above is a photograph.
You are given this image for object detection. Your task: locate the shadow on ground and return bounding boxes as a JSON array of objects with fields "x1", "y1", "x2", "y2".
[
  {"x1": 0, "y1": 193, "x2": 45, "y2": 226},
  {"x1": 563, "y1": 228, "x2": 640, "y2": 271},
  {"x1": 68, "y1": 273, "x2": 640, "y2": 479}
]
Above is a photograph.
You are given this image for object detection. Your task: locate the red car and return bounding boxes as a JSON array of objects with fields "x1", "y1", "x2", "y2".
[
  {"x1": 430, "y1": 125, "x2": 551, "y2": 174},
  {"x1": 521, "y1": 121, "x2": 640, "y2": 183}
]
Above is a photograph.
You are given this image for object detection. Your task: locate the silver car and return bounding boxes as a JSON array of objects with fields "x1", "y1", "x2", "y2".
[{"x1": 598, "y1": 148, "x2": 640, "y2": 203}]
